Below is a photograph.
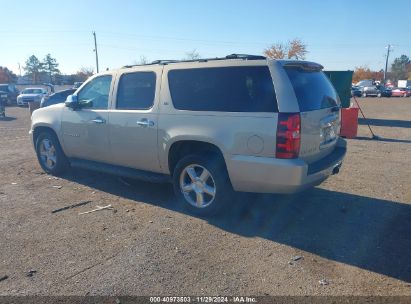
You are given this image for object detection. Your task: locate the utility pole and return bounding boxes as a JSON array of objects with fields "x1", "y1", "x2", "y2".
[
  {"x1": 384, "y1": 44, "x2": 392, "y2": 85},
  {"x1": 93, "y1": 31, "x2": 99, "y2": 73}
]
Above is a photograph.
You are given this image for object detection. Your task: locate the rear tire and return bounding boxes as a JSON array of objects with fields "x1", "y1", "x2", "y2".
[
  {"x1": 35, "y1": 131, "x2": 69, "y2": 176},
  {"x1": 377, "y1": 92, "x2": 382, "y2": 98},
  {"x1": 172, "y1": 154, "x2": 232, "y2": 216}
]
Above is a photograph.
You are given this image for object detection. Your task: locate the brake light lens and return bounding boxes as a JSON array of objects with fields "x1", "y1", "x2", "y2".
[{"x1": 276, "y1": 113, "x2": 301, "y2": 159}]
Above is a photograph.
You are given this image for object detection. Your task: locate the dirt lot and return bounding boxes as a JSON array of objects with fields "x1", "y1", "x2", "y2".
[{"x1": 1, "y1": 98, "x2": 411, "y2": 296}]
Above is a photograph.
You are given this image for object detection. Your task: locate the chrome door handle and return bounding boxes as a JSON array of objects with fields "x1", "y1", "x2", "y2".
[
  {"x1": 91, "y1": 118, "x2": 106, "y2": 124},
  {"x1": 137, "y1": 119, "x2": 155, "y2": 127}
]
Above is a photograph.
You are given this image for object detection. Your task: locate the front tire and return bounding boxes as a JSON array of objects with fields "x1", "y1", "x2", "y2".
[
  {"x1": 362, "y1": 92, "x2": 367, "y2": 98},
  {"x1": 35, "y1": 131, "x2": 69, "y2": 175},
  {"x1": 172, "y1": 154, "x2": 232, "y2": 216}
]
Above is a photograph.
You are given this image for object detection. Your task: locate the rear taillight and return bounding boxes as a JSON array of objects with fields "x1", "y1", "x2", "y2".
[{"x1": 276, "y1": 113, "x2": 301, "y2": 159}]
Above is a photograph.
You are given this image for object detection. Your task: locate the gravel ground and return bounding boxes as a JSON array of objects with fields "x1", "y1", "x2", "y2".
[{"x1": 0, "y1": 98, "x2": 411, "y2": 296}]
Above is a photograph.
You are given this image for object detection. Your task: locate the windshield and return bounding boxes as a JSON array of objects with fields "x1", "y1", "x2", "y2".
[
  {"x1": 22, "y1": 89, "x2": 43, "y2": 94},
  {"x1": 284, "y1": 66, "x2": 340, "y2": 111}
]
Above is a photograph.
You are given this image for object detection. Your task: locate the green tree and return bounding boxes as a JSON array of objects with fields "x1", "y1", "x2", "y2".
[
  {"x1": 23, "y1": 55, "x2": 43, "y2": 84},
  {"x1": 42, "y1": 54, "x2": 60, "y2": 84},
  {"x1": 390, "y1": 55, "x2": 410, "y2": 82}
]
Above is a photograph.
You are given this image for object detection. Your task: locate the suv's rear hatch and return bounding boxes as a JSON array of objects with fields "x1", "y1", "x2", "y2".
[{"x1": 283, "y1": 62, "x2": 341, "y2": 164}]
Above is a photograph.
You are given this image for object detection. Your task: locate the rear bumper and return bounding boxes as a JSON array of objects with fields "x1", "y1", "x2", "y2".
[{"x1": 226, "y1": 139, "x2": 347, "y2": 194}]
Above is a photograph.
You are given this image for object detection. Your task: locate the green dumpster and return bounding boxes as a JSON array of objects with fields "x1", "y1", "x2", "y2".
[{"x1": 324, "y1": 71, "x2": 353, "y2": 108}]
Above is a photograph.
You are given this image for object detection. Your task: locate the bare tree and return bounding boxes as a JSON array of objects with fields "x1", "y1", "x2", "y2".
[
  {"x1": 264, "y1": 43, "x2": 286, "y2": 60},
  {"x1": 0, "y1": 67, "x2": 17, "y2": 83},
  {"x1": 184, "y1": 49, "x2": 201, "y2": 60},
  {"x1": 74, "y1": 67, "x2": 94, "y2": 82},
  {"x1": 264, "y1": 38, "x2": 307, "y2": 60},
  {"x1": 287, "y1": 38, "x2": 308, "y2": 60},
  {"x1": 135, "y1": 55, "x2": 148, "y2": 65}
]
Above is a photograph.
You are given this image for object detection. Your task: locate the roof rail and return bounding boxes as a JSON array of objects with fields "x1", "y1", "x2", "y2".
[
  {"x1": 150, "y1": 60, "x2": 179, "y2": 65},
  {"x1": 225, "y1": 54, "x2": 266, "y2": 60},
  {"x1": 122, "y1": 54, "x2": 266, "y2": 68}
]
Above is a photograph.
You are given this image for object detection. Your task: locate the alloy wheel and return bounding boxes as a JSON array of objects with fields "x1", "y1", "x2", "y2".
[
  {"x1": 39, "y1": 138, "x2": 57, "y2": 170},
  {"x1": 179, "y1": 164, "x2": 216, "y2": 208}
]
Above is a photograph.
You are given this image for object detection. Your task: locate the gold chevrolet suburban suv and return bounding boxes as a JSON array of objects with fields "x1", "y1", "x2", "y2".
[{"x1": 30, "y1": 54, "x2": 346, "y2": 215}]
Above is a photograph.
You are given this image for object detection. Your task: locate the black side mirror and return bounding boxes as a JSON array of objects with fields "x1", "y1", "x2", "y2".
[{"x1": 65, "y1": 95, "x2": 79, "y2": 109}]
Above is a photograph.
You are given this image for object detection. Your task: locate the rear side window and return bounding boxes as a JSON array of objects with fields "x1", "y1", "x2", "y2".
[
  {"x1": 284, "y1": 67, "x2": 340, "y2": 111},
  {"x1": 168, "y1": 66, "x2": 278, "y2": 112},
  {"x1": 117, "y1": 72, "x2": 156, "y2": 110}
]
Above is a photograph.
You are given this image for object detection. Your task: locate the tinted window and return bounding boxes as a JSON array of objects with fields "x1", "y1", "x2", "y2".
[
  {"x1": 116, "y1": 72, "x2": 156, "y2": 110},
  {"x1": 284, "y1": 67, "x2": 339, "y2": 111},
  {"x1": 168, "y1": 66, "x2": 278, "y2": 112},
  {"x1": 47, "y1": 90, "x2": 75, "y2": 106},
  {"x1": 78, "y1": 75, "x2": 112, "y2": 109}
]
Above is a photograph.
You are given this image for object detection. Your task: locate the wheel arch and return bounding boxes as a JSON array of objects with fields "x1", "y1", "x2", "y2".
[
  {"x1": 32, "y1": 125, "x2": 60, "y2": 150},
  {"x1": 167, "y1": 140, "x2": 226, "y2": 175}
]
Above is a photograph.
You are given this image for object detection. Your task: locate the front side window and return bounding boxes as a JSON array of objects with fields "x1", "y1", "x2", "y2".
[
  {"x1": 168, "y1": 66, "x2": 278, "y2": 112},
  {"x1": 77, "y1": 75, "x2": 112, "y2": 109},
  {"x1": 116, "y1": 72, "x2": 156, "y2": 110}
]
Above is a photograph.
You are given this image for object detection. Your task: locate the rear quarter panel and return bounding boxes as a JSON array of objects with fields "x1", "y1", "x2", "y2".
[{"x1": 157, "y1": 61, "x2": 279, "y2": 174}]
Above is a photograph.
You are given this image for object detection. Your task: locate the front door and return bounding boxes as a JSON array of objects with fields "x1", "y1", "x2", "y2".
[
  {"x1": 108, "y1": 68, "x2": 162, "y2": 173},
  {"x1": 61, "y1": 75, "x2": 113, "y2": 163}
]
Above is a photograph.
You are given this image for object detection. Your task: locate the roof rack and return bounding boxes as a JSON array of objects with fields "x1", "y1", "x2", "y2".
[
  {"x1": 225, "y1": 54, "x2": 266, "y2": 60},
  {"x1": 122, "y1": 54, "x2": 266, "y2": 68}
]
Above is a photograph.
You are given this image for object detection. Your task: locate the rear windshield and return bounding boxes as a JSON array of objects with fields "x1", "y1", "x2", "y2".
[
  {"x1": 168, "y1": 66, "x2": 278, "y2": 112},
  {"x1": 284, "y1": 67, "x2": 340, "y2": 111}
]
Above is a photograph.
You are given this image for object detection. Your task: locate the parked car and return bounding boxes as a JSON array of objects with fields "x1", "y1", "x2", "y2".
[
  {"x1": 0, "y1": 83, "x2": 19, "y2": 105},
  {"x1": 391, "y1": 87, "x2": 411, "y2": 97},
  {"x1": 361, "y1": 85, "x2": 381, "y2": 97},
  {"x1": 351, "y1": 86, "x2": 362, "y2": 97},
  {"x1": 30, "y1": 55, "x2": 346, "y2": 216},
  {"x1": 17, "y1": 88, "x2": 47, "y2": 106},
  {"x1": 0, "y1": 91, "x2": 7, "y2": 117},
  {"x1": 40, "y1": 89, "x2": 76, "y2": 108},
  {"x1": 376, "y1": 85, "x2": 392, "y2": 97},
  {"x1": 73, "y1": 82, "x2": 84, "y2": 89}
]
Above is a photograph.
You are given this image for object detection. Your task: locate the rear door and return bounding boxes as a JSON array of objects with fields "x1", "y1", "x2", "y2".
[
  {"x1": 108, "y1": 67, "x2": 162, "y2": 173},
  {"x1": 283, "y1": 63, "x2": 341, "y2": 163}
]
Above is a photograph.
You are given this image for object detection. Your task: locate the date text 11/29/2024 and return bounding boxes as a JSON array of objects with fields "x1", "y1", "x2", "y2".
[{"x1": 149, "y1": 296, "x2": 257, "y2": 303}]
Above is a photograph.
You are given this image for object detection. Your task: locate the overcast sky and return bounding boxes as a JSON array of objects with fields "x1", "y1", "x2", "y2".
[{"x1": 1, "y1": 0, "x2": 410, "y2": 74}]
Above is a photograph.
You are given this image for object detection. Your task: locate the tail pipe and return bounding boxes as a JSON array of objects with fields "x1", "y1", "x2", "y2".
[{"x1": 332, "y1": 163, "x2": 342, "y2": 175}]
